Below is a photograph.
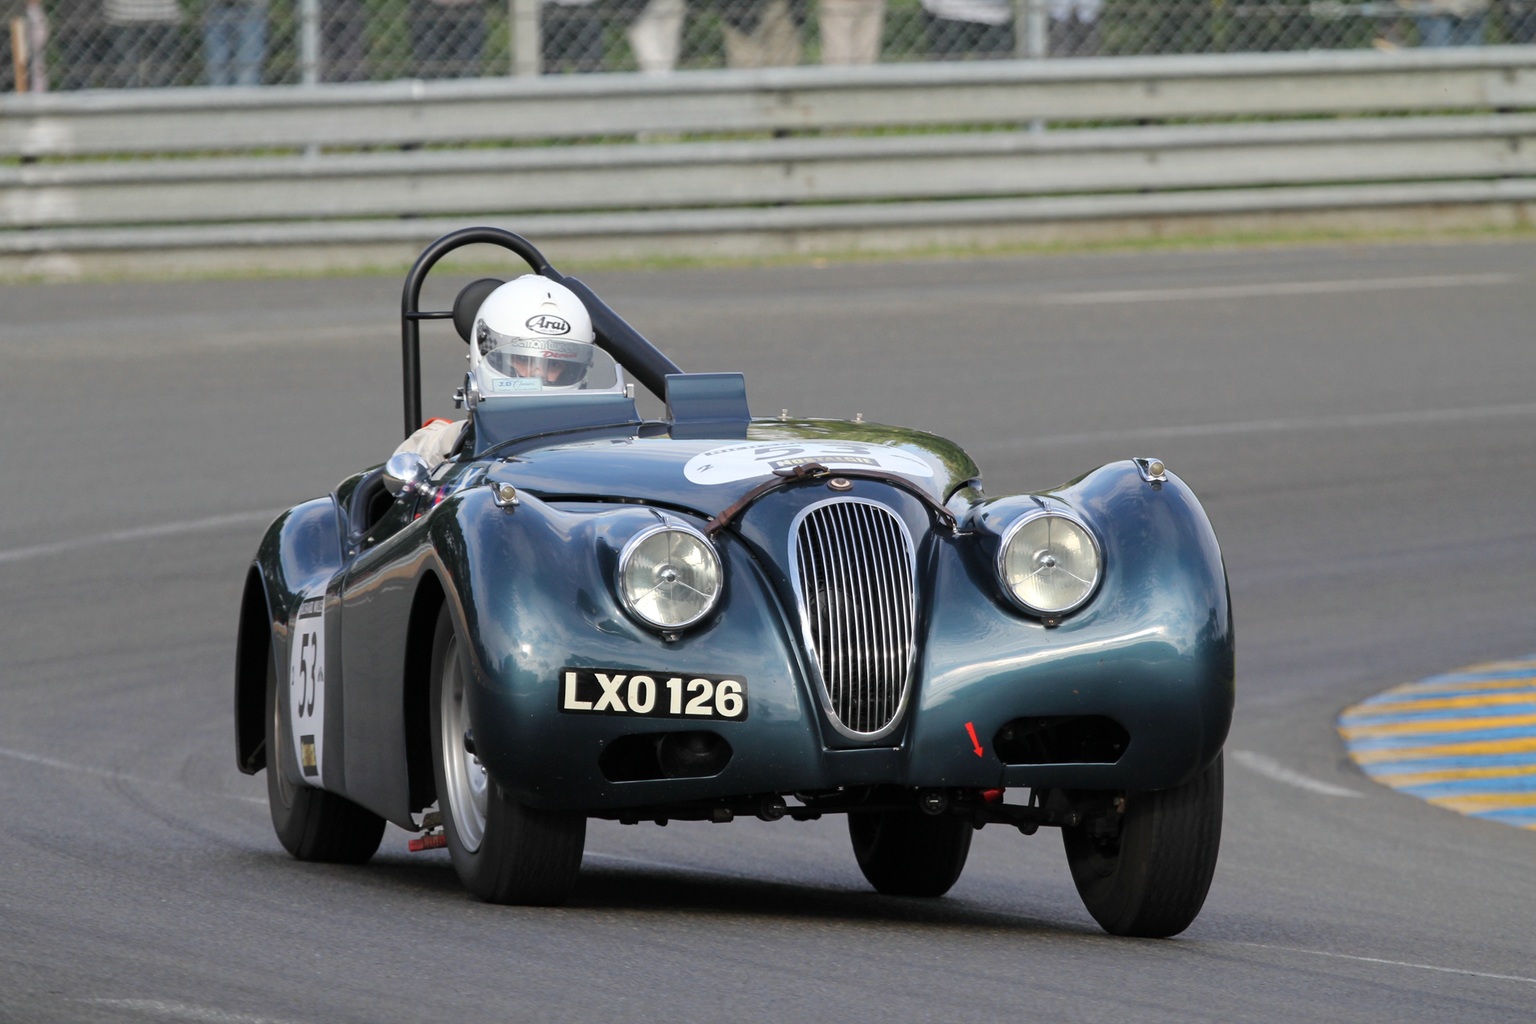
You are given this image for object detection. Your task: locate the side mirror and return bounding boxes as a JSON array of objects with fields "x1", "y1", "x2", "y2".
[{"x1": 382, "y1": 452, "x2": 431, "y2": 498}]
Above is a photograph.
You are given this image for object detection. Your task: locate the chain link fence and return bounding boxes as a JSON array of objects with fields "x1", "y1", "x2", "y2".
[{"x1": 6, "y1": 0, "x2": 1535, "y2": 91}]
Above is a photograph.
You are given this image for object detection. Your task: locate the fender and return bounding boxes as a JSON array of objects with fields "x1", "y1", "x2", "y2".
[
  {"x1": 422, "y1": 486, "x2": 828, "y2": 811},
  {"x1": 233, "y1": 498, "x2": 345, "y2": 775},
  {"x1": 908, "y1": 460, "x2": 1233, "y2": 791}
]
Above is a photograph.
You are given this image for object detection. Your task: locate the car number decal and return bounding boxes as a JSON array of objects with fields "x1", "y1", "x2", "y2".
[
  {"x1": 559, "y1": 668, "x2": 747, "y2": 721},
  {"x1": 288, "y1": 590, "x2": 327, "y2": 785},
  {"x1": 683, "y1": 441, "x2": 935, "y2": 486}
]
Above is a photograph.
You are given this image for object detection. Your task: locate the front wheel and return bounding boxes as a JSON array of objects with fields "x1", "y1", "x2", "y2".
[
  {"x1": 1061, "y1": 753, "x2": 1224, "y2": 938},
  {"x1": 848, "y1": 810, "x2": 973, "y2": 897},
  {"x1": 429, "y1": 606, "x2": 585, "y2": 905},
  {"x1": 265, "y1": 656, "x2": 386, "y2": 863}
]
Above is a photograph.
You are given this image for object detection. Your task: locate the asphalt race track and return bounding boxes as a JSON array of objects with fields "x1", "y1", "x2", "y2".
[{"x1": 2, "y1": 239, "x2": 1534, "y2": 1024}]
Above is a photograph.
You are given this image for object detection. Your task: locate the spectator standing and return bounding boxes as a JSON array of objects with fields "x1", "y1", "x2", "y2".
[
  {"x1": 1046, "y1": 0, "x2": 1097, "y2": 55},
  {"x1": 625, "y1": 0, "x2": 685, "y2": 72},
  {"x1": 323, "y1": 0, "x2": 370, "y2": 80},
  {"x1": 46, "y1": 0, "x2": 102, "y2": 88},
  {"x1": 1412, "y1": 0, "x2": 1488, "y2": 44},
  {"x1": 202, "y1": 0, "x2": 266, "y2": 85},
  {"x1": 919, "y1": 0, "x2": 1010, "y2": 59},
  {"x1": 818, "y1": 0, "x2": 883, "y2": 64},
  {"x1": 12, "y1": 0, "x2": 51, "y2": 90},
  {"x1": 1507, "y1": 0, "x2": 1536, "y2": 42},
  {"x1": 543, "y1": 0, "x2": 605, "y2": 72},
  {"x1": 411, "y1": 0, "x2": 485, "y2": 77},
  {"x1": 103, "y1": 0, "x2": 182, "y2": 87},
  {"x1": 721, "y1": 0, "x2": 802, "y2": 67}
]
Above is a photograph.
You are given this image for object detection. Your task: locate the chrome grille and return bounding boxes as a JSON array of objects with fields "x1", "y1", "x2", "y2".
[{"x1": 792, "y1": 499, "x2": 916, "y2": 738}]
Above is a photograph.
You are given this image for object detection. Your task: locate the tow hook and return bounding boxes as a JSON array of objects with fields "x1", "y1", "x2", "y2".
[
  {"x1": 408, "y1": 832, "x2": 447, "y2": 852},
  {"x1": 409, "y1": 810, "x2": 447, "y2": 852}
]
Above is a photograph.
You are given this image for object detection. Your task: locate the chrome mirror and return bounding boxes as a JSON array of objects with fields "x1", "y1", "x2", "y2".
[{"x1": 382, "y1": 452, "x2": 431, "y2": 499}]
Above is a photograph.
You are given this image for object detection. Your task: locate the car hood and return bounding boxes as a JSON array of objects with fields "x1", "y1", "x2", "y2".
[{"x1": 490, "y1": 419, "x2": 981, "y2": 514}]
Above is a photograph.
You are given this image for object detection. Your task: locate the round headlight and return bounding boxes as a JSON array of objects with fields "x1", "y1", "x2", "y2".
[
  {"x1": 998, "y1": 511, "x2": 1102, "y2": 617},
  {"x1": 618, "y1": 522, "x2": 723, "y2": 630}
]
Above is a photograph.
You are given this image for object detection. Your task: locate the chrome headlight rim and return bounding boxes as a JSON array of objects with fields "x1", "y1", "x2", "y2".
[
  {"x1": 616, "y1": 518, "x2": 723, "y2": 631},
  {"x1": 995, "y1": 508, "x2": 1103, "y2": 619}
]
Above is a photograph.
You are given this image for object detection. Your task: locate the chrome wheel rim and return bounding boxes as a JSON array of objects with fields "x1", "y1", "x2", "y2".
[
  {"x1": 439, "y1": 634, "x2": 488, "y2": 852},
  {"x1": 271, "y1": 681, "x2": 296, "y2": 807}
]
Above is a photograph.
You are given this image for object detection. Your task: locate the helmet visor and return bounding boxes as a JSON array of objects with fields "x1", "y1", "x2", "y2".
[
  {"x1": 479, "y1": 328, "x2": 594, "y2": 389},
  {"x1": 491, "y1": 349, "x2": 589, "y2": 387}
]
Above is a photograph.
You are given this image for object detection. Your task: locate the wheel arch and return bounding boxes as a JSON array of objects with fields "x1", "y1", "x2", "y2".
[
  {"x1": 235, "y1": 565, "x2": 274, "y2": 775},
  {"x1": 403, "y1": 569, "x2": 448, "y2": 813}
]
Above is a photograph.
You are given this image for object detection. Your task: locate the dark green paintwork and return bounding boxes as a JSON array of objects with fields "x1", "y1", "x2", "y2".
[{"x1": 238, "y1": 410, "x2": 1232, "y2": 831}]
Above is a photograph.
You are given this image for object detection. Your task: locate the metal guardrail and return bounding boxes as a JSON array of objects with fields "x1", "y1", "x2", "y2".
[
  {"x1": 3, "y1": 48, "x2": 1535, "y2": 275},
  {"x1": 8, "y1": 116, "x2": 1536, "y2": 227},
  {"x1": 6, "y1": 47, "x2": 1536, "y2": 156}
]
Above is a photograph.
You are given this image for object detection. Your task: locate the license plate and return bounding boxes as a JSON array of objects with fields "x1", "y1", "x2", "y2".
[{"x1": 559, "y1": 668, "x2": 748, "y2": 721}]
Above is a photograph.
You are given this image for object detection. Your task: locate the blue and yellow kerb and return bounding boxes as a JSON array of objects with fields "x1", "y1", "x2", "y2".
[{"x1": 1338, "y1": 658, "x2": 1536, "y2": 831}]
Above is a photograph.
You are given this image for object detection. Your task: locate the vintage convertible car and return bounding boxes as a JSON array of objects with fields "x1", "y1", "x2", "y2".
[{"x1": 235, "y1": 227, "x2": 1233, "y2": 938}]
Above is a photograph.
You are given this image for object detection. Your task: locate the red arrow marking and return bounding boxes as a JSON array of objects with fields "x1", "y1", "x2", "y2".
[{"x1": 965, "y1": 721, "x2": 984, "y2": 758}]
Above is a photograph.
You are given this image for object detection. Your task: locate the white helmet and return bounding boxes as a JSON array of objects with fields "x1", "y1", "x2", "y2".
[{"x1": 470, "y1": 276, "x2": 596, "y2": 397}]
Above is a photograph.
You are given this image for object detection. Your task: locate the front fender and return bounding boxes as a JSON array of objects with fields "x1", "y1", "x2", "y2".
[
  {"x1": 431, "y1": 487, "x2": 827, "y2": 811},
  {"x1": 233, "y1": 498, "x2": 344, "y2": 776},
  {"x1": 908, "y1": 461, "x2": 1233, "y2": 792}
]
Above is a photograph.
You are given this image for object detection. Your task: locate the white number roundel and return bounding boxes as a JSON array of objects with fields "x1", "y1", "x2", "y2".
[{"x1": 683, "y1": 441, "x2": 934, "y2": 486}]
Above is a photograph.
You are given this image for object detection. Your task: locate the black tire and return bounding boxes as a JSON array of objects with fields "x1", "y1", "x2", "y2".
[
  {"x1": 429, "y1": 606, "x2": 585, "y2": 905},
  {"x1": 1061, "y1": 753, "x2": 1223, "y2": 938},
  {"x1": 265, "y1": 656, "x2": 386, "y2": 864},
  {"x1": 848, "y1": 809, "x2": 973, "y2": 897}
]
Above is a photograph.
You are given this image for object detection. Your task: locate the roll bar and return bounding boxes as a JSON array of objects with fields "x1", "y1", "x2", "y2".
[{"x1": 399, "y1": 226, "x2": 683, "y2": 438}]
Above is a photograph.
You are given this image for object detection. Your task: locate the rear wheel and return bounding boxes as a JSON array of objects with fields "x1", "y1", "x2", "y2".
[
  {"x1": 1061, "y1": 753, "x2": 1223, "y2": 938},
  {"x1": 429, "y1": 606, "x2": 585, "y2": 905},
  {"x1": 265, "y1": 657, "x2": 385, "y2": 863},
  {"x1": 848, "y1": 810, "x2": 973, "y2": 897}
]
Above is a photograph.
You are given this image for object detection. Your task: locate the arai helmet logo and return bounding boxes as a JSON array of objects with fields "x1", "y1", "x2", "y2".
[{"x1": 526, "y1": 314, "x2": 571, "y2": 336}]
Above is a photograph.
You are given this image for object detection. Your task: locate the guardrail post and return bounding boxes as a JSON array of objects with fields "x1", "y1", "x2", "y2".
[
  {"x1": 1015, "y1": 0, "x2": 1046, "y2": 131},
  {"x1": 1015, "y1": 0, "x2": 1046, "y2": 59},
  {"x1": 511, "y1": 0, "x2": 541, "y2": 77},
  {"x1": 300, "y1": 0, "x2": 321, "y2": 84},
  {"x1": 25, "y1": 0, "x2": 48, "y2": 92}
]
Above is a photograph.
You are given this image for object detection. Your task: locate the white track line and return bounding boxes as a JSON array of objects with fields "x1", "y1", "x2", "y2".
[
  {"x1": 992, "y1": 401, "x2": 1536, "y2": 451},
  {"x1": 0, "y1": 743, "x2": 123, "y2": 779},
  {"x1": 595, "y1": 850, "x2": 1535, "y2": 987},
  {"x1": 0, "y1": 510, "x2": 280, "y2": 566},
  {"x1": 31, "y1": 758, "x2": 1533, "y2": 991},
  {"x1": 78, "y1": 1000, "x2": 299, "y2": 1024},
  {"x1": 1227, "y1": 942, "x2": 1536, "y2": 987},
  {"x1": 1232, "y1": 750, "x2": 1363, "y2": 798},
  {"x1": 7, "y1": 403, "x2": 1535, "y2": 563},
  {"x1": 1033, "y1": 273, "x2": 1516, "y2": 306},
  {"x1": 0, "y1": 744, "x2": 265, "y2": 806}
]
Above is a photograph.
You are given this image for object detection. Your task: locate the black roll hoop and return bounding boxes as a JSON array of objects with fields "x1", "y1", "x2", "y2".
[{"x1": 399, "y1": 227, "x2": 683, "y2": 438}]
